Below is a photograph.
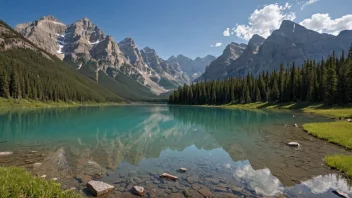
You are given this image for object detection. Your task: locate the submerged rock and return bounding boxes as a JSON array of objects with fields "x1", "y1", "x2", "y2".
[
  {"x1": 198, "y1": 188, "x2": 213, "y2": 197},
  {"x1": 0, "y1": 151, "x2": 13, "y2": 156},
  {"x1": 179, "y1": 168, "x2": 188, "y2": 173},
  {"x1": 33, "y1": 163, "x2": 42, "y2": 168},
  {"x1": 87, "y1": 180, "x2": 114, "y2": 197},
  {"x1": 132, "y1": 186, "x2": 145, "y2": 196}
]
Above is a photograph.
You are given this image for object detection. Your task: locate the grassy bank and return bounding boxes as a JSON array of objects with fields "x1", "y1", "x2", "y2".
[
  {"x1": 0, "y1": 167, "x2": 81, "y2": 198},
  {"x1": 221, "y1": 102, "x2": 352, "y2": 118},
  {"x1": 303, "y1": 122, "x2": 352, "y2": 149},
  {"x1": 303, "y1": 121, "x2": 352, "y2": 178},
  {"x1": 0, "y1": 97, "x2": 123, "y2": 109},
  {"x1": 325, "y1": 155, "x2": 352, "y2": 178}
]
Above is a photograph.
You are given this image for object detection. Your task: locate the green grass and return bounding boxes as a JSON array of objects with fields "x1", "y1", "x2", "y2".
[
  {"x1": 303, "y1": 121, "x2": 352, "y2": 179},
  {"x1": 325, "y1": 155, "x2": 352, "y2": 178},
  {"x1": 0, "y1": 97, "x2": 123, "y2": 109},
  {"x1": 222, "y1": 102, "x2": 352, "y2": 118},
  {"x1": 303, "y1": 121, "x2": 352, "y2": 149},
  {"x1": 0, "y1": 167, "x2": 82, "y2": 198}
]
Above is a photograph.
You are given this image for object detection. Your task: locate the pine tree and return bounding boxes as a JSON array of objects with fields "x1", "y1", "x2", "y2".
[{"x1": 0, "y1": 70, "x2": 10, "y2": 98}]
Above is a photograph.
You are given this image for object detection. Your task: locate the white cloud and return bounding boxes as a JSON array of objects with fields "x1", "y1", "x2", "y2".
[
  {"x1": 233, "y1": 2, "x2": 296, "y2": 40},
  {"x1": 300, "y1": 0, "x2": 319, "y2": 10},
  {"x1": 300, "y1": 13, "x2": 352, "y2": 35},
  {"x1": 223, "y1": 28, "x2": 230, "y2": 36},
  {"x1": 211, "y1": 42, "x2": 222, "y2": 47}
]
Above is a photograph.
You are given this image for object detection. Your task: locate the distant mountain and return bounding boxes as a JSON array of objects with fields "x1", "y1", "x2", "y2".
[
  {"x1": 197, "y1": 42, "x2": 247, "y2": 81},
  {"x1": 0, "y1": 20, "x2": 123, "y2": 103},
  {"x1": 167, "y1": 55, "x2": 216, "y2": 81},
  {"x1": 198, "y1": 20, "x2": 352, "y2": 80},
  {"x1": 15, "y1": 16, "x2": 203, "y2": 100}
]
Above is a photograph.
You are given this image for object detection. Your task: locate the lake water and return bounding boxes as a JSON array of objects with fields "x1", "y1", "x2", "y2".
[{"x1": 0, "y1": 105, "x2": 351, "y2": 197}]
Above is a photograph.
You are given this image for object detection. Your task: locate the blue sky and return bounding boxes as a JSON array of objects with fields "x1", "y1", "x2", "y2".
[{"x1": 1, "y1": 0, "x2": 352, "y2": 59}]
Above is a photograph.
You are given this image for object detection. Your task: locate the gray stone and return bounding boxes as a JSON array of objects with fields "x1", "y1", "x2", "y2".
[
  {"x1": 187, "y1": 175, "x2": 199, "y2": 184},
  {"x1": 198, "y1": 188, "x2": 213, "y2": 197},
  {"x1": 132, "y1": 186, "x2": 145, "y2": 196},
  {"x1": 87, "y1": 181, "x2": 114, "y2": 197}
]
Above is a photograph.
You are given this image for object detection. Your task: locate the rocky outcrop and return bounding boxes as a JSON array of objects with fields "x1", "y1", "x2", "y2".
[
  {"x1": 197, "y1": 42, "x2": 247, "y2": 81},
  {"x1": 15, "y1": 15, "x2": 66, "y2": 59}
]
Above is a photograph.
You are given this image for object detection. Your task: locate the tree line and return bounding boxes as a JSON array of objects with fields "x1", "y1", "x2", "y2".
[
  {"x1": 169, "y1": 48, "x2": 352, "y2": 106},
  {"x1": 0, "y1": 48, "x2": 121, "y2": 103}
]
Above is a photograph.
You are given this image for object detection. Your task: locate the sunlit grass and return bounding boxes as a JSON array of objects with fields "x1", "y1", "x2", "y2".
[
  {"x1": 303, "y1": 121, "x2": 352, "y2": 149},
  {"x1": 325, "y1": 155, "x2": 352, "y2": 178},
  {"x1": 0, "y1": 167, "x2": 82, "y2": 198},
  {"x1": 222, "y1": 102, "x2": 352, "y2": 118}
]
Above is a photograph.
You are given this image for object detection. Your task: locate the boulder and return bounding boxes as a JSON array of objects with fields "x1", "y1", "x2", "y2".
[
  {"x1": 87, "y1": 181, "x2": 114, "y2": 197},
  {"x1": 287, "y1": 142, "x2": 300, "y2": 147},
  {"x1": 132, "y1": 186, "x2": 145, "y2": 196},
  {"x1": 0, "y1": 151, "x2": 13, "y2": 156}
]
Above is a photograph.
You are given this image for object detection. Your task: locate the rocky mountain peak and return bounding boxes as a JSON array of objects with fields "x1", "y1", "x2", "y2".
[
  {"x1": 119, "y1": 37, "x2": 136, "y2": 47},
  {"x1": 39, "y1": 15, "x2": 63, "y2": 23},
  {"x1": 223, "y1": 42, "x2": 246, "y2": 58},
  {"x1": 248, "y1": 34, "x2": 265, "y2": 46}
]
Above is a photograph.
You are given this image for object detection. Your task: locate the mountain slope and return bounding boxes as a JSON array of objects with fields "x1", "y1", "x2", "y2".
[
  {"x1": 199, "y1": 20, "x2": 352, "y2": 80},
  {"x1": 197, "y1": 42, "x2": 247, "y2": 81},
  {"x1": 15, "y1": 16, "x2": 190, "y2": 97},
  {"x1": 167, "y1": 55, "x2": 216, "y2": 81},
  {"x1": 0, "y1": 20, "x2": 123, "y2": 103}
]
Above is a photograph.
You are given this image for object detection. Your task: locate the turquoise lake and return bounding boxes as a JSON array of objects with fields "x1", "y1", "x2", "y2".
[{"x1": 0, "y1": 105, "x2": 351, "y2": 197}]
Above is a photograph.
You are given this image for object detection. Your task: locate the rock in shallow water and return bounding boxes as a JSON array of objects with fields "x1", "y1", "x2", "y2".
[
  {"x1": 132, "y1": 186, "x2": 145, "y2": 196},
  {"x1": 287, "y1": 142, "x2": 300, "y2": 147},
  {"x1": 87, "y1": 180, "x2": 114, "y2": 197},
  {"x1": 0, "y1": 151, "x2": 13, "y2": 156}
]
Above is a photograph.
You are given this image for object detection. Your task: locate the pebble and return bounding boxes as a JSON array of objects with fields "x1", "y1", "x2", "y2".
[{"x1": 0, "y1": 151, "x2": 13, "y2": 156}]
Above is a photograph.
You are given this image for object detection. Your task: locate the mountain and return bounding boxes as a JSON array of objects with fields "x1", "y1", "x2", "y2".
[
  {"x1": 141, "y1": 46, "x2": 189, "y2": 89},
  {"x1": 0, "y1": 20, "x2": 123, "y2": 103},
  {"x1": 197, "y1": 42, "x2": 247, "y2": 81},
  {"x1": 15, "y1": 16, "x2": 193, "y2": 100},
  {"x1": 198, "y1": 20, "x2": 352, "y2": 80},
  {"x1": 167, "y1": 54, "x2": 216, "y2": 81}
]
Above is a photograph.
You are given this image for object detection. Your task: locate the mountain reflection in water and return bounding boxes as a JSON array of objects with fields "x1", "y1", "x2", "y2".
[{"x1": 0, "y1": 105, "x2": 351, "y2": 197}]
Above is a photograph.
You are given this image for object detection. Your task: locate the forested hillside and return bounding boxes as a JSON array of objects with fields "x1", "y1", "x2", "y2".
[
  {"x1": 0, "y1": 20, "x2": 123, "y2": 103},
  {"x1": 169, "y1": 48, "x2": 352, "y2": 106}
]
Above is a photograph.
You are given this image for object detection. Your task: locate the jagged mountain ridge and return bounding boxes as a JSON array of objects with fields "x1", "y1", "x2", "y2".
[
  {"x1": 198, "y1": 20, "x2": 352, "y2": 81},
  {"x1": 15, "y1": 16, "x2": 215, "y2": 97},
  {"x1": 167, "y1": 54, "x2": 216, "y2": 81},
  {"x1": 197, "y1": 42, "x2": 248, "y2": 81}
]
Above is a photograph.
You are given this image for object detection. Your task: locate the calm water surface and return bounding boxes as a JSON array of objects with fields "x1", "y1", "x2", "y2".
[{"x1": 0, "y1": 105, "x2": 351, "y2": 197}]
